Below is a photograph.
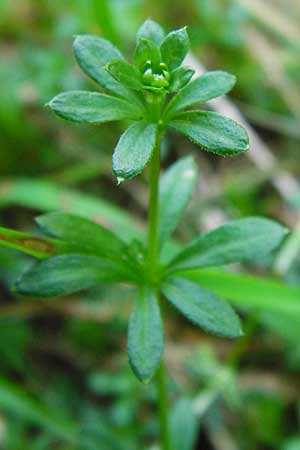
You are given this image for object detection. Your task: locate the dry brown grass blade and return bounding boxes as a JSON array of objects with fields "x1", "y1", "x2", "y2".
[{"x1": 235, "y1": 0, "x2": 300, "y2": 44}]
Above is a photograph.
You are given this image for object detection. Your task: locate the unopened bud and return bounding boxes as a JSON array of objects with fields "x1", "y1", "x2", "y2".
[{"x1": 142, "y1": 60, "x2": 171, "y2": 89}]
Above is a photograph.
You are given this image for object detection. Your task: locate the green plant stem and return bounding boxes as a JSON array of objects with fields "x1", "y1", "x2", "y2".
[
  {"x1": 156, "y1": 363, "x2": 171, "y2": 450},
  {"x1": 147, "y1": 137, "x2": 161, "y2": 281},
  {"x1": 147, "y1": 137, "x2": 171, "y2": 450}
]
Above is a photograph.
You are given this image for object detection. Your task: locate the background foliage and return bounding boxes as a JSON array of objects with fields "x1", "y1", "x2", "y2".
[{"x1": 0, "y1": 1, "x2": 300, "y2": 449}]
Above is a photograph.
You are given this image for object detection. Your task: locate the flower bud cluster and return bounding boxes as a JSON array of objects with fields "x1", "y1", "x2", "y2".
[{"x1": 142, "y1": 61, "x2": 171, "y2": 89}]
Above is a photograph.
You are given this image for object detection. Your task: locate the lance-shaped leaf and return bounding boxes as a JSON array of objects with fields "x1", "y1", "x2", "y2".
[
  {"x1": 15, "y1": 254, "x2": 129, "y2": 297},
  {"x1": 160, "y1": 27, "x2": 189, "y2": 71},
  {"x1": 169, "y1": 66, "x2": 195, "y2": 93},
  {"x1": 170, "y1": 111, "x2": 249, "y2": 156},
  {"x1": 169, "y1": 217, "x2": 288, "y2": 271},
  {"x1": 136, "y1": 19, "x2": 165, "y2": 46},
  {"x1": 0, "y1": 226, "x2": 69, "y2": 259},
  {"x1": 36, "y1": 213, "x2": 141, "y2": 282},
  {"x1": 163, "y1": 277, "x2": 242, "y2": 337},
  {"x1": 48, "y1": 91, "x2": 142, "y2": 124},
  {"x1": 106, "y1": 60, "x2": 143, "y2": 91},
  {"x1": 35, "y1": 212, "x2": 126, "y2": 262},
  {"x1": 158, "y1": 156, "x2": 197, "y2": 248},
  {"x1": 134, "y1": 38, "x2": 161, "y2": 70},
  {"x1": 165, "y1": 71, "x2": 236, "y2": 117},
  {"x1": 128, "y1": 288, "x2": 164, "y2": 383},
  {"x1": 73, "y1": 34, "x2": 133, "y2": 100},
  {"x1": 112, "y1": 121, "x2": 157, "y2": 180}
]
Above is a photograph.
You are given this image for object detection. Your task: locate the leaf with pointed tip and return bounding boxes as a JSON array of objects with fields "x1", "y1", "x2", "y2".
[
  {"x1": 15, "y1": 254, "x2": 129, "y2": 297},
  {"x1": 136, "y1": 19, "x2": 165, "y2": 46},
  {"x1": 160, "y1": 27, "x2": 189, "y2": 71},
  {"x1": 106, "y1": 60, "x2": 143, "y2": 91},
  {"x1": 170, "y1": 111, "x2": 249, "y2": 156},
  {"x1": 73, "y1": 35, "x2": 130, "y2": 98},
  {"x1": 36, "y1": 212, "x2": 125, "y2": 261},
  {"x1": 169, "y1": 67, "x2": 195, "y2": 93},
  {"x1": 36, "y1": 213, "x2": 141, "y2": 281},
  {"x1": 48, "y1": 91, "x2": 142, "y2": 124},
  {"x1": 128, "y1": 288, "x2": 163, "y2": 383},
  {"x1": 0, "y1": 226, "x2": 68, "y2": 259},
  {"x1": 162, "y1": 277, "x2": 242, "y2": 338},
  {"x1": 158, "y1": 156, "x2": 197, "y2": 249},
  {"x1": 169, "y1": 217, "x2": 288, "y2": 271},
  {"x1": 112, "y1": 121, "x2": 157, "y2": 180},
  {"x1": 134, "y1": 38, "x2": 161, "y2": 70},
  {"x1": 166, "y1": 71, "x2": 236, "y2": 117}
]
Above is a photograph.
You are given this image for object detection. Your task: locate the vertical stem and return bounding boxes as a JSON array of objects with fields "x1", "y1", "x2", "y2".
[
  {"x1": 148, "y1": 137, "x2": 161, "y2": 280},
  {"x1": 156, "y1": 363, "x2": 171, "y2": 450},
  {"x1": 147, "y1": 137, "x2": 171, "y2": 450}
]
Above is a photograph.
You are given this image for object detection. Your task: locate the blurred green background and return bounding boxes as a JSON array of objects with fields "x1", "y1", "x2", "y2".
[{"x1": 0, "y1": 1, "x2": 300, "y2": 449}]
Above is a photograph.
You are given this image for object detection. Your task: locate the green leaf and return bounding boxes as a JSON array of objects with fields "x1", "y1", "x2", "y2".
[
  {"x1": 170, "y1": 111, "x2": 249, "y2": 156},
  {"x1": 0, "y1": 226, "x2": 68, "y2": 259},
  {"x1": 128, "y1": 288, "x2": 164, "y2": 383},
  {"x1": 169, "y1": 66, "x2": 195, "y2": 93},
  {"x1": 162, "y1": 277, "x2": 242, "y2": 338},
  {"x1": 35, "y1": 212, "x2": 126, "y2": 262},
  {"x1": 73, "y1": 34, "x2": 129, "y2": 98},
  {"x1": 48, "y1": 91, "x2": 142, "y2": 124},
  {"x1": 15, "y1": 254, "x2": 129, "y2": 297},
  {"x1": 136, "y1": 19, "x2": 165, "y2": 46},
  {"x1": 158, "y1": 156, "x2": 197, "y2": 248},
  {"x1": 178, "y1": 268, "x2": 300, "y2": 314},
  {"x1": 36, "y1": 212, "x2": 140, "y2": 287},
  {"x1": 169, "y1": 217, "x2": 288, "y2": 271},
  {"x1": 112, "y1": 121, "x2": 157, "y2": 180},
  {"x1": 106, "y1": 60, "x2": 143, "y2": 91},
  {"x1": 166, "y1": 71, "x2": 236, "y2": 116},
  {"x1": 160, "y1": 27, "x2": 189, "y2": 71},
  {"x1": 134, "y1": 38, "x2": 161, "y2": 70}
]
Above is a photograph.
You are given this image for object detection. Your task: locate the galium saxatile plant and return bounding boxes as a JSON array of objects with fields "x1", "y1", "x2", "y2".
[{"x1": 0, "y1": 19, "x2": 288, "y2": 450}]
